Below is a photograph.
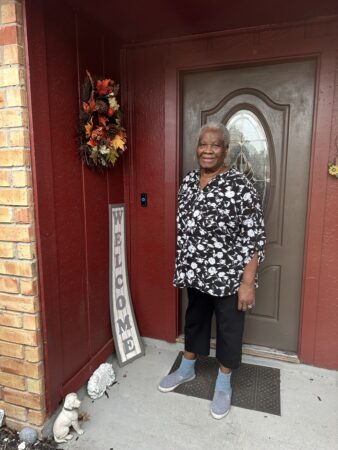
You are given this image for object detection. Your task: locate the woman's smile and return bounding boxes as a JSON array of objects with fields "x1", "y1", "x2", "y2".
[{"x1": 200, "y1": 156, "x2": 215, "y2": 162}]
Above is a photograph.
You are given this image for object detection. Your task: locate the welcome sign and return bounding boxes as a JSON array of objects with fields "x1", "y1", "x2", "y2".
[{"x1": 109, "y1": 204, "x2": 145, "y2": 366}]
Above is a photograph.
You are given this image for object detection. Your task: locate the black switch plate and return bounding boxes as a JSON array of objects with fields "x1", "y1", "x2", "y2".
[{"x1": 141, "y1": 193, "x2": 148, "y2": 207}]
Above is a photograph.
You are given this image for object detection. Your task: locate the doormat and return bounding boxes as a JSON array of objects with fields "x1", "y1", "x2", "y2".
[{"x1": 169, "y1": 352, "x2": 281, "y2": 415}]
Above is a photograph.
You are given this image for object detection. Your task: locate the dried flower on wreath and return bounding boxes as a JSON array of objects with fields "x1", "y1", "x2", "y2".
[
  {"x1": 79, "y1": 70, "x2": 126, "y2": 168},
  {"x1": 328, "y1": 161, "x2": 338, "y2": 178},
  {"x1": 328, "y1": 137, "x2": 338, "y2": 179}
]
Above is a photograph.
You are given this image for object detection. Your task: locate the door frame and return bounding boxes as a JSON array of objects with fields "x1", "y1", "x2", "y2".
[{"x1": 163, "y1": 21, "x2": 337, "y2": 364}]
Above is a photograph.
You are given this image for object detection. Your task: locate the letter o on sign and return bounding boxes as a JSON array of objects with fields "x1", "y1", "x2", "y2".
[
  {"x1": 116, "y1": 295, "x2": 126, "y2": 310},
  {"x1": 116, "y1": 274, "x2": 123, "y2": 288}
]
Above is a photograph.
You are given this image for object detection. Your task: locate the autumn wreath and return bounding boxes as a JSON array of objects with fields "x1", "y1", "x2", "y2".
[{"x1": 79, "y1": 71, "x2": 126, "y2": 168}]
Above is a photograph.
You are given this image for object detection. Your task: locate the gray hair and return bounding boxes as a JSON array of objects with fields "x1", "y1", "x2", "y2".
[{"x1": 198, "y1": 122, "x2": 230, "y2": 148}]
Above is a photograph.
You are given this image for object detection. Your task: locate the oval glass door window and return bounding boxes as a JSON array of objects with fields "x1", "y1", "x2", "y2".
[{"x1": 225, "y1": 109, "x2": 270, "y2": 207}]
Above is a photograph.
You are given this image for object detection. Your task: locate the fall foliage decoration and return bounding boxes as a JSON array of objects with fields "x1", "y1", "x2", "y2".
[
  {"x1": 79, "y1": 71, "x2": 126, "y2": 168},
  {"x1": 328, "y1": 136, "x2": 338, "y2": 179},
  {"x1": 328, "y1": 159, "x2": 338, "y2": 178}
]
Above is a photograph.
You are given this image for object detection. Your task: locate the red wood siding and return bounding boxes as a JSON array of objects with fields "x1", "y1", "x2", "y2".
[
  {"x1": 301, "y1": 53, "x2": 338, "y2": 369},
  {"x1": 123, "y1": 21, "x2": 338, "y2": 370},
  {"x1": 25, "y1": 0, "x2": 123, "y2": 413},
  {"x1": 121, "y1": 46, "x2": 178, "y2": 343},
  {"x1": 66, "y1": 0, "x2": 338, "y2": 43}
]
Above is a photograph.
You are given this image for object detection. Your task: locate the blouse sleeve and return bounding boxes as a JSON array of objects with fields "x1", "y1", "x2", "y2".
[
  {"x1": 236, "y1": 180, "x2": 266, "y2": 266},
  {"x1": 175, "y1": 172, "x2": 192, "y2": 254}
]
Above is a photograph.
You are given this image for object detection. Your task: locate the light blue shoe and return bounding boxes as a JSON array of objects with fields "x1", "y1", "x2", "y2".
[
  {"x1": 158, "y1": 369, "x2": 196, "y2": 393},
  {"x1": 210, "y1": 389, "x2": 232, "y2": 419}
]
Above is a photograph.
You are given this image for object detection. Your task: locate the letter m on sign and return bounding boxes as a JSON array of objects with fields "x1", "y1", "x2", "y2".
[{"x1": 109, "y1": 204, "x2": 145, "y2": 366}]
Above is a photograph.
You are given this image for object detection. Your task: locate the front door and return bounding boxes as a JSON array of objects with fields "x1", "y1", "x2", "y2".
[{"x1": 181, "y1": 59, "x2": 316, "y2": 352}]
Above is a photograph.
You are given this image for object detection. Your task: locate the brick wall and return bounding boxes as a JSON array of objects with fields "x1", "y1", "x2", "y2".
[{"x1": 0, "y1": 0, "x2": 45, "y2": 430}]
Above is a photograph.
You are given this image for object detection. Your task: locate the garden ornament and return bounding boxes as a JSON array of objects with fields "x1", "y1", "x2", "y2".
[
  {"x1": 87, "y1": 362, "x2": 116, "y2": 399},
  {"x1": 53, "y1": 392, "x2": 84, "y2": 443},
  {"x1": 19, "y1": 427, "x2": 38, "y2": 444}
]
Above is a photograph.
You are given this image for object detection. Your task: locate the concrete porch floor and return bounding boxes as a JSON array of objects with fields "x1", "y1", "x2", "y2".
[{"x1": 62, "y1": 338, "x2": 338, "y2": 450}]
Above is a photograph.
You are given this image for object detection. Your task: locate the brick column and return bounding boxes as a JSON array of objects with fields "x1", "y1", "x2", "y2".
[{"x1": 0, "y1": 0, "x2": 45, "y2": 430}]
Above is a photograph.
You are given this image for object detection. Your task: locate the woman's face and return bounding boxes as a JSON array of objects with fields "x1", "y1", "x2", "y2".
[{"x1": 196, "y1": 129, "x2": 227, "y2": 172}]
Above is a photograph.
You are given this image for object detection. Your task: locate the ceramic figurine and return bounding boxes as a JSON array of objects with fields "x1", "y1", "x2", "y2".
[
  {"x1": 53, "y1": 393, "x2": 84, "y2": 443},
  {"x1": 87, "y1": 362, "x2": 116, "y2": 399}
]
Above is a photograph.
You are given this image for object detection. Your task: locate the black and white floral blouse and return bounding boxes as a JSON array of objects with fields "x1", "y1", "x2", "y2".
[{"x1": 173, "y1": 168, "x2": 266, "y2": 297}]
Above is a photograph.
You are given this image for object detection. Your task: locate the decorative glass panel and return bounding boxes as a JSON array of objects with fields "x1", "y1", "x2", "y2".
[{"x1": 226, "y1": 109, "x2": 270, "y2": 207}]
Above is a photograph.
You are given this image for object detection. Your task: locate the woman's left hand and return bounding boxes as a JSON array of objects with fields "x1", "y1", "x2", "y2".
[{"x1": 238, "y1": 283, "x2": 255, "y2": 311}]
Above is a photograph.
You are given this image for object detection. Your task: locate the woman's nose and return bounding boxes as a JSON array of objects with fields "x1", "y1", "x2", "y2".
[{"x1": 203, "y1": 145, "x2": 214, "y2": 151}]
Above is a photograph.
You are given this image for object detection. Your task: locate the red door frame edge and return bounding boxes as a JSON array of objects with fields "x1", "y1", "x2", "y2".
[{"x1": 164, "y1": 66, "x2": 180, "y2": 341}]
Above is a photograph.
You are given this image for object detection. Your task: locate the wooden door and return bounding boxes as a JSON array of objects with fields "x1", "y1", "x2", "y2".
[{"x1": 181, "y1": 60, "x2": 316, "y2": 352}]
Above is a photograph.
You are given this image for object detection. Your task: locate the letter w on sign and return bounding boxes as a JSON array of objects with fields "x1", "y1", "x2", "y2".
[{"x1": 109, "y1": 204, "x2": 145, "y2": 366}]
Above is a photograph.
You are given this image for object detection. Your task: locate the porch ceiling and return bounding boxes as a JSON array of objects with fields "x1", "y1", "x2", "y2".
[{"x1": 65, "y1": 0, "x2": 338, "y2": 43}]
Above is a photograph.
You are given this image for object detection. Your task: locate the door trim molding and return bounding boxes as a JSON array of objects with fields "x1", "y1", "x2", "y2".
[
  {"x1": 241, "y1": 344, "x2": 300, "y2": 364},
  {"x1": 123, "y1": 15, "x2": 338, "y2": 49},
  {"x1": 176, "y1": 335, "x2": 300, "y2": 364}
]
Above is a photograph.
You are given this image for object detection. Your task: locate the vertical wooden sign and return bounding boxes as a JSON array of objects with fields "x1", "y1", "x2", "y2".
[{"x1": 109, "y1": 204, "x2": 145, "y2": 366}]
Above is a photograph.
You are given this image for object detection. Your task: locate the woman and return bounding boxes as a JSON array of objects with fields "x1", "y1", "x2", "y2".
[{"x1": 158, "y1": 122, "x2": 266, "y2": 420}]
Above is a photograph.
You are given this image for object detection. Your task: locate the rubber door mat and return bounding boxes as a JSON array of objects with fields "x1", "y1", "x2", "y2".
[{"x1": 169, "y1": 352, "x2": 281, "y2": 415}]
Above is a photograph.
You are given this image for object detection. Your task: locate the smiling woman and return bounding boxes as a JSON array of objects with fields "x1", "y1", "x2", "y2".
[{"x1": 158, "y1": 122, "x2": 266, "y2": 419}]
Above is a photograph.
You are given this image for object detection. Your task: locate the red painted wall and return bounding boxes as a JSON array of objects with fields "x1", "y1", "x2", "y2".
[
  {"x1": 314, "y1": 175, "x2": 338, "y2": 369},
  {"x1": 122, "y1": 45, "x2": 178, "y2": 343},
  {"x1": 66, "y1": 0, "x2": 338, "y2": 43},
  {"x1": 25, "y1": 0, "x2": 123, "y2": 412},
  {"x1": 123, "y1": 21, "x2": 338, "y2": 370},
  {"x1": 302, "y1": 99, "x2": 338, "y2": 370}
]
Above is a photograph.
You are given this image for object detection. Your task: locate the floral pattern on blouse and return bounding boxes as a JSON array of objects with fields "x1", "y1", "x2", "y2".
[{"x1": 173, "y1": 167, "x2": 266, "y2": 297}]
